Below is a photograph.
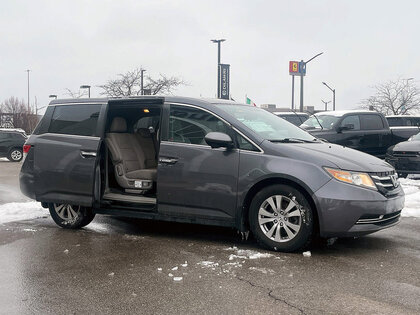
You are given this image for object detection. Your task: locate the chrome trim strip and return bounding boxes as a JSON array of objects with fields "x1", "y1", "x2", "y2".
[
  {"x1": 166, "y1": 102, "x2": 264, "y2": 154},
  {"x1": 356, "y1": 213, "x2": 401, "y2": 224},
  {"x1": 371, "y1": 175, "x2": 391, "y2": 181},
  {"x1": 375, "y1": 182, "x2": 394, "y2": 188},
  {"x1": 53, "y1": 102, "x2": 105, "y2": 106},
  {"x1": 40, "y1": 133, "x2": 100, "y2": 140},
  {"x1": 160, "y1": 140, "x2": 238, "y2": 152}
]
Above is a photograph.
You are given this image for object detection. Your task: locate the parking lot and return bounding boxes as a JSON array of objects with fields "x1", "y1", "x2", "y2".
[{"x1": 0, "y1": 160, "x2": 419, "y2": 314}]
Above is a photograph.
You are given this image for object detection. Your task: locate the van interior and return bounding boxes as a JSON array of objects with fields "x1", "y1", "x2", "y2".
[{"x1": 100, "y1": 102, "x2": 161, "y2": 208}]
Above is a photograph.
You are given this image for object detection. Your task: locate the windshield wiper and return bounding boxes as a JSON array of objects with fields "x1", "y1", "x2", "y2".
[{"x1": 271, "y1": 138, "x2": 318, "y2": 143}]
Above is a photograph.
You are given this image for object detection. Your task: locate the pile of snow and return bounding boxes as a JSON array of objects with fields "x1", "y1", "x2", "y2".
[
  {"x1": 0, "y1": 201, "x2": 47, "y2": 224},
  {"x1": 225, "y1": 246, "x2": 273, "y2": 260},
  {"x1": 400, "y1": 178, "x2": 420, "y2": 218}
]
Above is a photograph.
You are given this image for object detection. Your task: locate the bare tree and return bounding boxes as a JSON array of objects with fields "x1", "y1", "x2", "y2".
[
  {"x1": 361, "y1": 79, "x2": 420, "y2": 115},
  {"x1": 0, "y1": 97, "x2": 38, "y2": 132},
  {"x1": 99, "y1": 68, "x2": 185, "y2": 97}
]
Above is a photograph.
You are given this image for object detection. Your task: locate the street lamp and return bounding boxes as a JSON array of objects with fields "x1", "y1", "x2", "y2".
[
  {"x1": 211, "y1": 39, "x2": 226, "y2": 98},
  {"x1": 140, "y1": 69, "x2": 146, "y2": 95},
  {"x1": 80, "y1": 85, "x2": 91, "y2": 98},
  {"x1": 49, "y1": 94, "x2": 57, "y2": 99},
  {"x1": 322, "y1": 82, "x2": 336, "y2": 111},
  {"x1": 25, "y1": 69, "x2": 31, "y2": 111},
  {"x1": 299, "y1": 52, "x2": 323, "y2": 112}
]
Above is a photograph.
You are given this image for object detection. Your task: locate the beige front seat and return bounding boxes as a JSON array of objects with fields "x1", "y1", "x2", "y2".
[{"x1": 106, "y1": 117, "x2": 157, "y2": 191}]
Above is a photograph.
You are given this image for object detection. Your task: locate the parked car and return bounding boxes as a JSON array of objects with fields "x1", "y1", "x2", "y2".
[
  {"x1": 0, "y1": 128, "x2": 27, "y2": 162},
  {"x1": 20, "y1": 97, "x2": 404, "y2": 252},
  {"x1": 386, "y1": 115, "x2": 420, "y2": 127},
  {"x1": 385, "y1": 132, "x2": 420, "y2": 178},
  {"x1": 300, "y1": 110, "x2": 420, "y2": 158},
  {"x1": 274, "y1": 111, "x2": 310, "y2": 126}
]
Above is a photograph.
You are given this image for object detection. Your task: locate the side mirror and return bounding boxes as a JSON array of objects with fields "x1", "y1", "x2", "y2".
[
  {"x1": 205, "y1": 132, "x2": 234, "y2": 149},
  {"x1": 338, "y1": 124, "x2": 354, "y2": 132}
]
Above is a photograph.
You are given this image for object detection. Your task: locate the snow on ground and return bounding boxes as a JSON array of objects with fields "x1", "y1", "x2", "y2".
[
  {"x1": 0, "y1": 201, "x2": 47, "y2": 224},
  {"x1": 400, "y1": 178, "x2": 420, "y2": 218}
]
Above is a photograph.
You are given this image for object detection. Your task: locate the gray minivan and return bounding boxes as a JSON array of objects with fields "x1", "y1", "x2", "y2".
[{"x1": 20, "y1": 97, "x2": 404, "y2": 252}]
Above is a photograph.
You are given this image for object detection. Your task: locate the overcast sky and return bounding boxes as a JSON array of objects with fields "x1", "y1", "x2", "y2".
[{"x1": 1, "y1": 0, "x2": 419, "y2": 113}]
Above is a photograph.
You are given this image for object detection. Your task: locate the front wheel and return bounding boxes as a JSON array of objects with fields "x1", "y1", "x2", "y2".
[
  {"x1": 8, "y1": 148, "x2": 23, "y2": 162},
  {"x1": 249, "y1": 184, "x2": 313, "y2": 252},
  {"x1": 49, "y1": 203, "x2": 95, "y2": 229}
]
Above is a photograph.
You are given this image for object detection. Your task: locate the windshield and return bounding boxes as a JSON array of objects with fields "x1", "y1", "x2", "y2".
[
  {"x1": 219, "y1": 105, "x2": 316, "y2": 142},
  {"x1": 301, "y1": 115, "x2": 340, "y2": 130},
  {"x1": 411, "y1": 132, "x2": 420, "y2": 141}
]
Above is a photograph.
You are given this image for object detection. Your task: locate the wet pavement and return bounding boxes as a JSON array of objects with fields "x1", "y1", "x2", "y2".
[{"x1": 0, "y1": 161, "x2": 420, "y2": 314}]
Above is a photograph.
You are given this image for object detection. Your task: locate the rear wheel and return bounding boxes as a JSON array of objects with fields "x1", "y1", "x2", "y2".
[
  {"x1": 249, "y1": 184, "x2": 313, "y2": 252},
  {"x1": 8, "y1": 148, "x2": 23, "y2": 162},
  {"x1": 49, "y1": 203, "x2": 95, "y2": 229}
]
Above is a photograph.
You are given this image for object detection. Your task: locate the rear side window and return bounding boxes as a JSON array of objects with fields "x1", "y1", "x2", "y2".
[
  {"x1": 386, "y1": 117, "x2": 401, "y2": 126},
  {"x1": 49, "y1": 105, "x2": 101, "y2": 136},
  {"x1": 360, "y1": 114, "x2": 384, "y2": 130}
]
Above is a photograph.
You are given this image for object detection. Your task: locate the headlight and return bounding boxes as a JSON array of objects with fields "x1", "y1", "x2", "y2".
[{"x1": 324, "y1": 167, "x2": 377, "y2": 190}]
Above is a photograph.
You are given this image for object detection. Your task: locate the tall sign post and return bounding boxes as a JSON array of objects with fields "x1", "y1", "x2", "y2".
[
  {"x1": 290, "y1": 52, "x2": 323, "y2": 112},
  {"x1": 219, "y1": 64, "x2": 230, "y2": 100},
  {"x1": 289, "y1": 61, "x2": 300, "y2": 110}
]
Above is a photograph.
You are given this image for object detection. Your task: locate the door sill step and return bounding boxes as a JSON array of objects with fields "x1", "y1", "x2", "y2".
[{"x1": 103, "y1": 192, "x2": 156, "y2": 204}]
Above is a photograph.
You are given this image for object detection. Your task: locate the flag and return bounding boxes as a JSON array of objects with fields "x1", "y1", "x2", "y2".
[{"x1": 246, "y1": 96, "x2": 256, "y2": 106}]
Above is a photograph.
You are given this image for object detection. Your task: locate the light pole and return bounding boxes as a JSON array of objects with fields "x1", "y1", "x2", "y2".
[
  {"x1": 25, "y1": 69, "x2": 31, "y2": 111},
  {"x1": 80, "y1": 85, "x2": 91, "y2": 98},
  {"x1": 299, "y1": 52, "x2": 323, "y2": 112},
  {"x1": 321, "y1": 99, "x2": 331, "y2": 111},
  {"x1": 322, "y1": 82, "x2": 335, "y2": 110},
  {"x1": 140, "y1": 69, "x2": 146, "y2": 95},
  {"x1": 211, "y1": 39, "x2": 226, "y2": 98}
]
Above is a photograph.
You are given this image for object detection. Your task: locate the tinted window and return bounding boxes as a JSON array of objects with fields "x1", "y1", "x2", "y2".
[
  {"x1": 280, "y1": 115, "x2": 302, "y2": 126},
  {"x1": 386, "y1": 117, "x2": 401, "y2": 126},
  {"x1": 301, "y1": 115, "x2": 340, "y2": 130},
  {"x1": 169, "y1": 105, "x2": 229, "y2": 145},
  {"x1": 49, "y1": 105, "x2": 101, "y2": 136},
  {"x1": 341, "y1": 115, "x2": 360, "y2": 130},
  {"x1": 360, "y1": 114, "x2": 384, "y2": 130}
]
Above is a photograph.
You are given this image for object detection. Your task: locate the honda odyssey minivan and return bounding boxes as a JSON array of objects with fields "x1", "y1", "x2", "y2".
[{"x1": 20, "y1": 96, "x2": 404, "y2": 252}]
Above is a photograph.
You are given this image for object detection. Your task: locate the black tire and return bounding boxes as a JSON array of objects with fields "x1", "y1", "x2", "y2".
[
  {"x1": 49, "y1": 203, "x2": 95, "y2": 229},
  {"x1": 248, "y1": 184, "x2": 313, "y2": 252},
  {"x1": 8, "y1": 148, "x2": 23, "y2": 162}
]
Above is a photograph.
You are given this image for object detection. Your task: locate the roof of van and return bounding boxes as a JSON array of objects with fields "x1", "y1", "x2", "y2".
[
  {"x1": 273, "y1": 111, "x2": 310, "y2": 116},
  {"x1": 49, "y1": 96, "x2": 241, "y2": 106}
]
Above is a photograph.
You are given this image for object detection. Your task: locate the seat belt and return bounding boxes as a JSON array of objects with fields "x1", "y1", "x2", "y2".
[{"x1": 149, "y1": 126, "x2": 159, "y2": 160}]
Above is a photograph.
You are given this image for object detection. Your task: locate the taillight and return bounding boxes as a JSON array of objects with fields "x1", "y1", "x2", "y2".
[{"x1": 23, "y1": 144, "x2": 31, "y2": 154}]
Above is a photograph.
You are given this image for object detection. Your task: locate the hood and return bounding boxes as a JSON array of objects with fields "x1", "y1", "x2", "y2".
[
  {"x1": 266, "y1": 141, "x2": 394, "y2": 173},
  {"x1": 392, "y1": 140, "x2": 420, "y2": 152}
]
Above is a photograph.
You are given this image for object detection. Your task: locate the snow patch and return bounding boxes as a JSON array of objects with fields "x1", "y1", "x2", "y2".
[
  {"x1": 0, "y1": 201, "x2": 47, "y2": 224},
  {"x1": 197, "y1": 261, "x2": 219, "y2": 268},
  {"x1": 225, "y1": 247, "x2": 273, "y2": 260},
  {"x1": 303, "y1": 251, "x2": 311, "y2": 257},
  {"x1": 401, "y1": 179, "x2": 420, "y2": 218},
  {"x1": 173, "y1": 276, "x2": 183, "y2": 282}
]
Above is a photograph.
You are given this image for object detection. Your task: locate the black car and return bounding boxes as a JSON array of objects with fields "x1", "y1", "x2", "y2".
[
  {"x1": 0, "y1": 128, "x2": 27, "y2": 162},
  {"x1": 386, "y1": 132, "x2": 420, "y2": 178},
  {"x1": 20, "y1": 97, "x2": 404, "y2": 252},
  {"x1": 300, "y1": 110, "x2": 419, "y2": 158},
  {"x1": 274, "y1": 111, "x2": 310, "y2": 126}
]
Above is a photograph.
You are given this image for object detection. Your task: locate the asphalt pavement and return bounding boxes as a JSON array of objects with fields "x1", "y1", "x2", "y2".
[{"x1": 0, "y1": 160, "x2": 419, "y2": 314}]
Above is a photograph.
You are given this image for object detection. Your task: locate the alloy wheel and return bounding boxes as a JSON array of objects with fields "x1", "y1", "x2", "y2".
[
  {"x1": 10, "y1": 150, "x2": 22, "y2": 161},
  {"x1": 258, "y1": 195, "x2": 302, "y2": 243},
  {"x1": 54, "y1": 204, "x2": 81, "y2": 221}
]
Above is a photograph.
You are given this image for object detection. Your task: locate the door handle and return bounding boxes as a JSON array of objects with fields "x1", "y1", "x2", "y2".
[
  {"x1": 159, "y1": 157, "x2": 178, "y2": 165},
  {"x1": 80, "y1": 150, "x2": 97, "y2": 158}
]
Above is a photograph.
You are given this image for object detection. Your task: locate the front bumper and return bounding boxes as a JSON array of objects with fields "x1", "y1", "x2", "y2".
[
  {"x1": 313, "y1": 179, "x2": 405, "y2": 238},
  {"x1": 385, "y1": 154, "x2": 420, "y2": 175}
]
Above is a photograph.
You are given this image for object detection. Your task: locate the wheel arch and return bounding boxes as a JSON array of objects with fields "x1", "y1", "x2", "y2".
[{"x1": 238, "y1": 176, "x2": 320, "y2": 235}]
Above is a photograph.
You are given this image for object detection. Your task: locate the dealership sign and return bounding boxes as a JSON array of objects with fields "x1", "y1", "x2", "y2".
[
  {"x1": 218, "y1": 64, "x2": 230, "y2": 99},
  {"x1": 289, "y1": 61, "x2": 306, "y2": 76}
]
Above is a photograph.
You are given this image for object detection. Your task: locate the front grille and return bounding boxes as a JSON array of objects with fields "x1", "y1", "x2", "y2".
[
  {"x1": 369, "y1": 171, "x2": 400, "y2": 197},
  {"x1": 356, "y1": 210, "x2": 401, "y2": 226},
  {"x1": 393, "y1": 151, "x2": 419, "y2": 158}
]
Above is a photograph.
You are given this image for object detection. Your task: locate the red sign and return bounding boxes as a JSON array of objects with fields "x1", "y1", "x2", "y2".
[{"x1": 289, "y1": 61, "x2": 299, "y2": 75}]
